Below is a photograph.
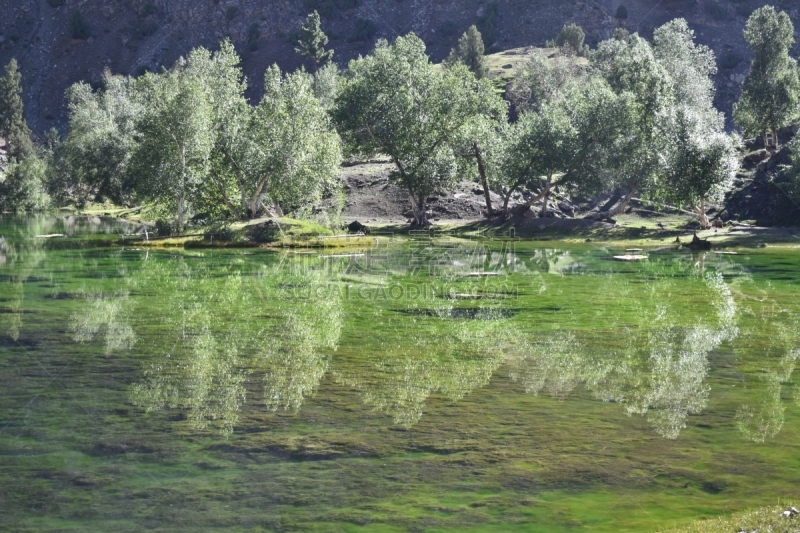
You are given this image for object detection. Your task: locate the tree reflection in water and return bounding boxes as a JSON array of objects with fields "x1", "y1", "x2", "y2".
[{"x1": 60, "y1": 243, "x2": 800, "y2": 440}]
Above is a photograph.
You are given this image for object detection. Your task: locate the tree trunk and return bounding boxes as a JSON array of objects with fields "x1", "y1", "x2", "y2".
[
  {"x1": 177, "y1": 146, "x2": 186, "y2": 232},
  {"x1": 473, "y1": 142, "x2": 493, "y2": 215},
  {"x1": 539, "y1": 173, "x2": 552, "y2": 217},
  {"x1": 248, "y1": 174, "x2": 270, "y2": 218},
  {"x1": 696, "y1": 196, "x2": 709, "y2": 229},
  {"x1": 409, "y1": 192, "x2": 429, "y2": 226}
]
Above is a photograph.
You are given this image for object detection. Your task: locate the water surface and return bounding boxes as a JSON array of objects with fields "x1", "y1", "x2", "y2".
[{"x1": 1, "y1": 215, "x2": 799, "y2": 532}]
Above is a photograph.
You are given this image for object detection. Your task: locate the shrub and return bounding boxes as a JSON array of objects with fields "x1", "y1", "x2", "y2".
[
  {"x1": 226, "y1": 6, "x2": 238, "y2": 20},
  {"x1": 615, "y1": 4, "x2": 628, "y2": 19},
  {"x1": 69, "y1": 11, "x2": 90, "y2": 40},
  {"x1": 348, "y1": 17, "x2": 377, "y2": 42}
]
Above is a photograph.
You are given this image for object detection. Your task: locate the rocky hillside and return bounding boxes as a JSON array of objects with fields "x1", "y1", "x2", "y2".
[{"x1": 1, "y1": 0, "x2": 798, "y2": 133}]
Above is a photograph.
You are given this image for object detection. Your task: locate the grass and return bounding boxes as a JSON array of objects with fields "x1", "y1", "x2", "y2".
[
  {"x1": 660, "y1": 503, "x2": 799, "y2": 532},
  {"x1": 483, "y1": 47, "x2": 589, "y2": 91}
]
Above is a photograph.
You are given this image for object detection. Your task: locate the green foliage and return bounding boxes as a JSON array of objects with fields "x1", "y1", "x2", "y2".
[
  {"x1": 0, "y1": 59, "x2": 33, "y2": 161},
  {"x1": 69, "y1": 11, "x2": 90, "y2": 40},
  {"x1": 615, "y1": 4, "x2": 628, "y2": 20},
  {"x1": 59, "y1": 72, "x2": 142, "y2": 206},
  {"x1": 0, "y1": 153, "x2": 51, "y2": 212},
  {"x1": 129, "y1": 55, "x2": 215, "y2": 230},
  {"x1": 295, "y1": 11, "x2": 334, "y2": 72},
  {"x1": 444, "y1": 25, "x2": 488, "y2": 80},
  {"x1": 508, "y1": 52, "x2": 582, "y2": 113},
  {"x1": 775, "y1": 139, "x2": 800, "y2": 221},
  {"x1": 501, "y1": 78, "x2": 632, "y2": 213},
  {"x1": 225, "y1": 6, "x2": 238, "y2": 20},
  {"x1": 734, "y1": 6, "x2": 800, "y2": 147},
  {"x1": 349, "y1": 17, "x2": 377, "y2": 42},
  {"x1": 478, "y1": 1, "x2": 499, "y2": 46},
  {"x1": 335, "y1": 34, "x2": 497, "y2": 225},
  {"x1": 554, "y1": 23, "x2": 589, "y2": 57}
]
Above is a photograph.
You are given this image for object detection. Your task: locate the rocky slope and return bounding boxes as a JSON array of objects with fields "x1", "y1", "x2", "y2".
[{"x1": 1, "y1": 0, "x2": 798, "y2": 133}]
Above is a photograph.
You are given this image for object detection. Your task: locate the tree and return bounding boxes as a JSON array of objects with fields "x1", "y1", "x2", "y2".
[
  {"x1": 615, "y1": 4, "x2": 628, "y2": 20},
  {"x1": 295, "y1": 11, "x2": 334, "y2": 73},
  {"x1": 237, "y1": 66, "x2": 341, "y2": 217},
  {"x1": 500, "y1": 79, "x2": 630, "y2": 216},
  {"x1": 0, "y1": 154, "x2": 50, "y2": 212},
  {"x1": 664, "y1": 109, "x2": 738, "y2": 228},
  {"x1": 130, "y1": 55, "x2": 214, "y2": 231},
  {"x1": 553, "y1": 23, "x2": 589, "y2": 57},
  {"x1": 451, "y1": 80, "x2": 508, "y2": 214},
  {"x1": 653, "y1": 19, "x2": 721, "y2": 132},
  {"x1": 335, "y1": 34, "x2": 497, "y2": 226},
  {"x1": 733, "y1": 6, "x2": 800, "y2": 148},
  {"x1": 444, "y1": 25, "x2": 489, "y2": 80},
  {"x1": 508, "y1": 52, "x2": 582, "y2": 113},
  {"x1": 60, "y1": 71, "x2": 142, "y2": 206},
  {"x1": 591, "y1": 34, "x2": 674, "y2": 215},
  {"x1": 0, "y1": 59, "x2": 33, "y2": 161}
]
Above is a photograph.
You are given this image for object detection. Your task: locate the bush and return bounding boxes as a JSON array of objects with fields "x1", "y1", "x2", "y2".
[
  {"x1": 349, "y1": 17, "x2": 377, "y2": 42},
  {"x1": 226, "y1": 6, "x2": 238, "y2": 20},
  {"x1": 69, "y1": 11, "x2": 90, "y2": 40},
  {"x1": 719, "y1": 50, "x2": 743, "y2": 69},
  {"x1": 615, "y1": 4, "x2": 628, "y2": 19},
  {"x1": 0, "y1": 155, "x2": 51, "y2": 212},
  {"x1": 154, "y1": 219, "x2": 173, "y2": 237}
]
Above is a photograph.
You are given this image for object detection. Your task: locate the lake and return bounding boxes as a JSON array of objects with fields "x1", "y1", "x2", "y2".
[{"x1": 1, "y1": 215, "x2": 799, "y2": 532}]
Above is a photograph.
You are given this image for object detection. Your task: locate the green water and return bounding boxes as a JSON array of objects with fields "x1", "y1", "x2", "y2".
[{"x1": 2, "y1": 215, "x2": 800, "y2": 532}]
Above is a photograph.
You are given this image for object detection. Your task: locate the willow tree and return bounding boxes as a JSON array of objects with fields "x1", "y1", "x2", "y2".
[
  {"x1": 733, "y1": 6, "x2": 800, "y2": 148},
  {"x1": 590, "y1": 33, "x2": 674, "y2": 215},
  {"x1": 335, "y1": 34, "x2": 495, "y2": 226},
  {"x1": 239, "y1": 65, "x2": 341, "y2": 217},
  {"x1": 665, "y1": 110, "x2": 738, "y2": 229},
  {"x1": 500, "y1": 78, "x2": 631, "y2": 216},
  {"x1": 130, "y1": 56, "x2": 214, "y2": 231},
  {"x1": 60, "y1": 72, "x2": 142, "y2": 205}
]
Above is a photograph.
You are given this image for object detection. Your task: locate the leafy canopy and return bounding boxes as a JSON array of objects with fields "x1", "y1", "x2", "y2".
[
  {"x1": 733, "y1": 6, "x2": 800, "y2": 144},
  {"x1": 335, "y1": 34, "x2": 498, "y2": 224}
]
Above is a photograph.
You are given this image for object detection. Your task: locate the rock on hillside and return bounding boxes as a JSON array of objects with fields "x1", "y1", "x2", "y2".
[{"x1": 1, "y1": 0, "x2": 797, "y2": 132}]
